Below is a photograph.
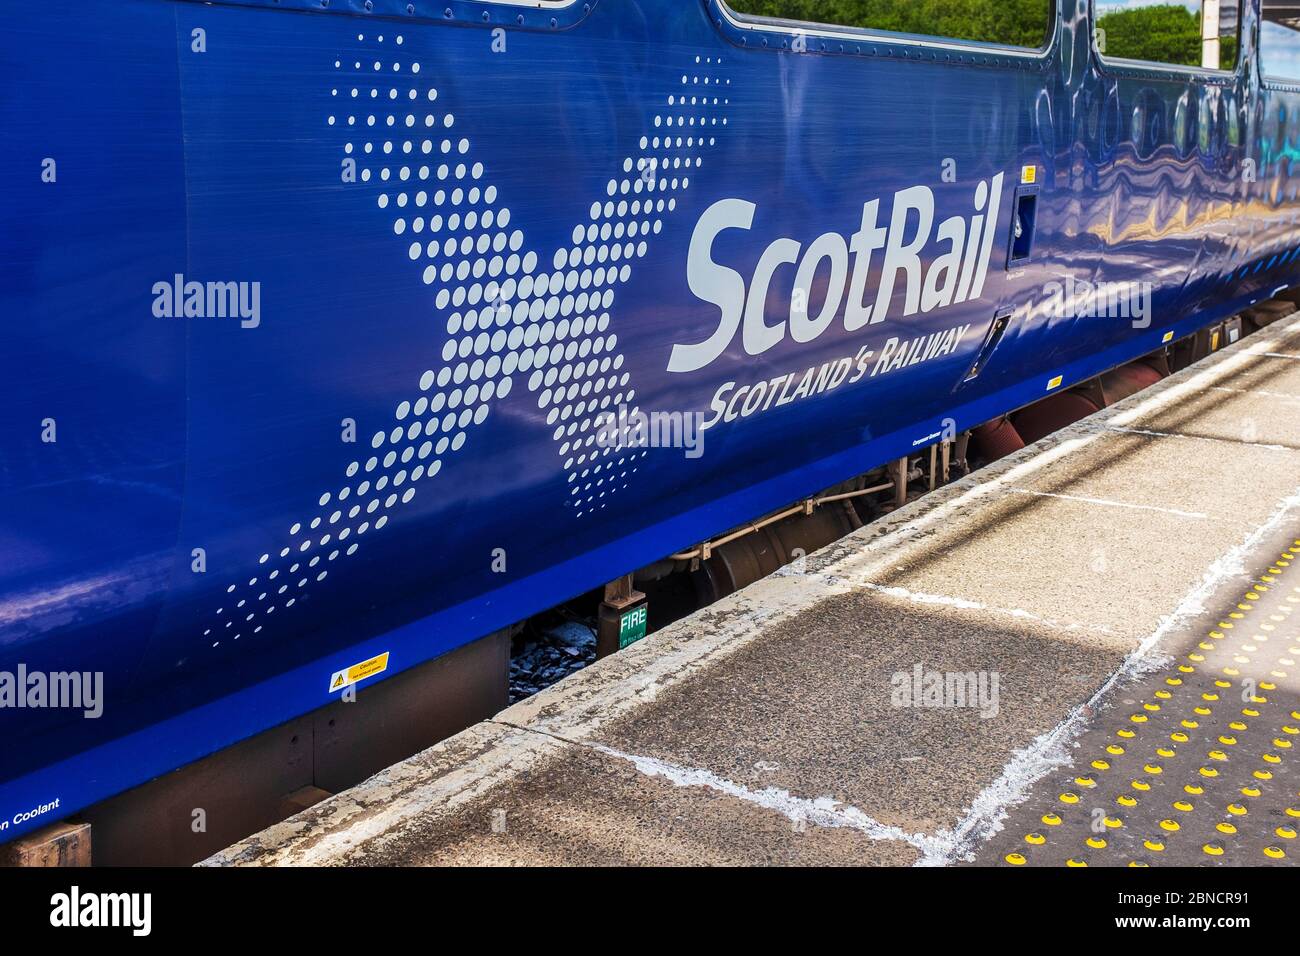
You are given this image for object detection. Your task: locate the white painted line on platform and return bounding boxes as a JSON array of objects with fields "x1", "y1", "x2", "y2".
[
  {"x1": 1210, "y1": 385, "x2": 1300, "y2": 401},
  {"x1": 1005, "y1": 487, "x2": 1210, "y2": 519},
  {"x1": 1106, "y1": 424, "x2": 1291, "y2": 452},
  {"x1": 588, "y1": 741, "x2": 942, "y2": 857},
  {"x1": 840, "y1": 579, "x2": 1112, "y2": 637},
  {"x1": 928, "y1": 483, "x2": 1300, "y2": 866}
]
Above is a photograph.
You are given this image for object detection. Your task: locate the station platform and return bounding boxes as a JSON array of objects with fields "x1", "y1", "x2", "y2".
[{"x1": 209, "y1": 316, "x2": 1300, "y2": 867}]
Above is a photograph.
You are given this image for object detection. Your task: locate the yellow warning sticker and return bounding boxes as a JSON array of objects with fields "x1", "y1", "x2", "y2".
[
  {"x1": 1021, "y1": 164, "x2": 1036, "y2": 185},
  {"x1": 1046, "y1": 374, "x2": 1063, "y2": 391},
  {"x1": 329, "y1": 652, "x2": 390, "y2": 692}
]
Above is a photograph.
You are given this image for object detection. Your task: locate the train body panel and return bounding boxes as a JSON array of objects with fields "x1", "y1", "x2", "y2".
[{"x1": 2, "y1": 0, "x2": 1298, "y2": 836}]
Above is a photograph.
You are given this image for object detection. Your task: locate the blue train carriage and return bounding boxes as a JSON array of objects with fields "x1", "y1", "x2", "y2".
[{"x1": 3, "y1": 0, "x2": 1300, "y2": 850}]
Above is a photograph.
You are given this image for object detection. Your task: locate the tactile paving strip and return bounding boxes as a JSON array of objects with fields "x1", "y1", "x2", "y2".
[{"x1": 981, "y1": 535, "x2": 1300, "y2": 867}]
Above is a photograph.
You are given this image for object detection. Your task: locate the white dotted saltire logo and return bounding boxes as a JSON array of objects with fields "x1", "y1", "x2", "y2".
[{"x1": 200, "y1": 37, "x2": 730, "y2": 650}]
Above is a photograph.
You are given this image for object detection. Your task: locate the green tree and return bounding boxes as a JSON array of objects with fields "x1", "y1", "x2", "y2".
[
  {"x1": 728, "y1": 0, "x2": 1054, "y2": 49},
  {"x1": 1098, "y1": 4, "x2": 1213, "y2": 68},
  {"x1": 729, "y1": 1, "x2": 1238, "y2": 67}
]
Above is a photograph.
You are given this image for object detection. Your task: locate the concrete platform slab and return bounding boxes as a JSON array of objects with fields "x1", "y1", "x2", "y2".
[
  {"x1": 1138, "y1": 355, "x2": 1300, "y2": 450},
  {"x1": 595, "y1": 587, "x2": 1123, "y2": 836},
  {"x1": 338, "y1": 742, "x2": 921, "y2": 867}
]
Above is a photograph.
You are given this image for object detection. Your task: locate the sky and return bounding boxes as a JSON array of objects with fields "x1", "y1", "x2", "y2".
[{"x1": 1261, "y1": 19, "x2": 1300, "y2": 80}]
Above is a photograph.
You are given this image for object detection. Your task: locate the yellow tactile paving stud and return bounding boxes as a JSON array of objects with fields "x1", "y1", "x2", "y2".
[{"x1": 981, "y1": 535, "x2": 1300, "y2": 866}]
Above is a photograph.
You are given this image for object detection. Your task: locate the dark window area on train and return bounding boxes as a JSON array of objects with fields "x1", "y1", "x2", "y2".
[
  {"x1": 723, "y1": 0, "x2": 1055, "y2": 50},
  {"x1": 1094, "y1": 0, "x2": 1239, "y2": 70},
  {"x1": 1261, "y1": 5, "x2": 1300, "y2": 81}
]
